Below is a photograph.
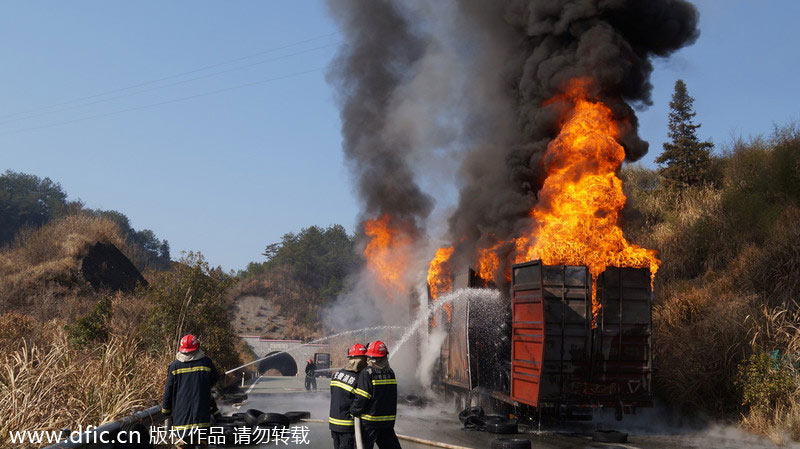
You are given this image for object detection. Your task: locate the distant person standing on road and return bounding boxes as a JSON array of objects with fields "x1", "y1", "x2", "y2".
[
  {"x1": 350, "y1": 340, "x2": 401, "y2": 449},
  {"x1": 329, "y1": 343, "x2": 368, "y2": 449},
  {"x1": 162, "y1": 334, "x2": 220, "y2": 447},
  {"x1": 305, "y1": 358, "x2": 317, "y2": 391}
]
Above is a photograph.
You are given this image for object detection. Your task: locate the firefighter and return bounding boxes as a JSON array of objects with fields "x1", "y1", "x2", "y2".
[
  {"x1": 161, "y1": 334, "x2": 220, "y2": 448},
  {"x1": 329, "y1": 343, "x2": 368, "y2": 449},
  {"x1": 305, "y1": 358, "x2": 318, "y2": 391},
  {"x1": 350, "y1": 340, "x2": 401, "y2": 449}
]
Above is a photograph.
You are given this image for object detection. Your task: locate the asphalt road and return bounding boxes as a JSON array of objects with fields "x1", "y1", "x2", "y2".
[{"x1": 217, "y1": 376, "x2": 788, "y2": 449}]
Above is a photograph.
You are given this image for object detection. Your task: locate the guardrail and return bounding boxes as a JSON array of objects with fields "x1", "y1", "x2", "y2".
[{"x1": 44, "y1": 405, "x2": 165, "y2": 449}]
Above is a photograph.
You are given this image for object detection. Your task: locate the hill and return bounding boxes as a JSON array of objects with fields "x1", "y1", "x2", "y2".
[
  {"x1": 0, "y1": 213, "x2": 246, "y2": 443},
  {"x1": 234, "y1": 224, "x2": 362, "y2": 339},
  {"x1": 622, "y1": 125, "x2": 800, "y2": 443}
]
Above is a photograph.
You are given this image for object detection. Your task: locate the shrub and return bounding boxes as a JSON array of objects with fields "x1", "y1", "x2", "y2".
[
  {"x1": 65, "y1": 297, "x2": 112, "y2": 347},
  {"x1": 738, "y1": 350, "x2": 795, "y2": 411},
  {"x1": 139, "y1": 252, "x2": 240, "y2": 370}
]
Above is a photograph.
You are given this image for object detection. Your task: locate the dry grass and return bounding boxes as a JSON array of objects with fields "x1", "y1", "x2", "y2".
[
  {"x1": 0, "y1": 320, "x2": 169, "y2": 448},
  {"x1": 0, "y1": 214, "x2": 130, "y2": 316},
  {"x1": 622, "y1": 131, "x2": 800, "y2": 443}
]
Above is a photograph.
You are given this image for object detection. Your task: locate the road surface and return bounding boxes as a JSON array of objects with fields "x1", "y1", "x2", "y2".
[{"x1": 218, "y1": 375, "x2": 786, "y2": 449}]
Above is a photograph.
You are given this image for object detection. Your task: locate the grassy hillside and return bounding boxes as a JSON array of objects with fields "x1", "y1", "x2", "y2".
[
  {"x1": 0, "y1": 214, "x2": 246, "y2": 446},
  {"x1": 622, "y1": 125, "x2": 800, "y2": 443},
  {"x1": 234, "y1": 224, "x2": 362, "y2": 339}
]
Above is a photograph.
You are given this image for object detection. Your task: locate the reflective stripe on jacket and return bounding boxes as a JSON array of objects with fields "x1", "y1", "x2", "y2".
[
  {"x1": 329, "y1": 368, "x2": 359, "y2": 432},
  {"x1": 161, "y1": 355, "x2": 219, "y2": 428},
  {"x1": 349, "y1": 366, "x2": 397, "y2": 429}
]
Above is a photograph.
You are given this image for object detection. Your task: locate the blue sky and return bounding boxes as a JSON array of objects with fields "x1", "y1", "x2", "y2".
[{"x1": 2, "y1": 1, "x2": 798, "y2": 271}]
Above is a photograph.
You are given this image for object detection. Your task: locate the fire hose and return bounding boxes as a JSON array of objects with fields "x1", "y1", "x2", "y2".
[{"x1": 354, "y1": 416, "x2": 364, "y2": 449}]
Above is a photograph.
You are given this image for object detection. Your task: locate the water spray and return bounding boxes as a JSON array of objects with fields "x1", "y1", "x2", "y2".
[{"x1": 225, "y1": 325, "x2": 407, "y2": 375}]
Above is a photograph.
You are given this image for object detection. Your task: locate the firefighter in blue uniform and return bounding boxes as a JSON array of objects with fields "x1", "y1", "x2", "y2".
[
  {"x1": 161, "y1": 334, "x2": 220, "y2": 447},
  {"x1": 329, "y1": 343, "x2": 368, "y2": 449},
  {"x1": 350, "y1": 340, "x2": 401, "y2": 449}
]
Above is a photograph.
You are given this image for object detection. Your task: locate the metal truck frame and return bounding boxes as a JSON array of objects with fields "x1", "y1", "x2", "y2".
[{"x1": 431, "y1": 259, "x2": 653, "y2": 421}]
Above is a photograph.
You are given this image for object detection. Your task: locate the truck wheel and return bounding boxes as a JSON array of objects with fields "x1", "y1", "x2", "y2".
[
  {"x1": 284, "y1": 411, "x2": 311, "y2": 422},
  {"x1": 490, "y1": 438, "x2": 531, "y2": 449},
  {"x1": 592, "y1": 430, "x2": 628, "y2": 443}
]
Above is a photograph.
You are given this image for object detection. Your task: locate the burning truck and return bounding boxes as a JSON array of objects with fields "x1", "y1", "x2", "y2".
[
  {"x1": 423, "y1": 81, "x2": 661, "y2": 421},
  {"x1": 428, "y1": 262, "x2": 652, "y2": 421},
  {"x1": 326, "y1": 0, "x2": 701, "y2": 425}
]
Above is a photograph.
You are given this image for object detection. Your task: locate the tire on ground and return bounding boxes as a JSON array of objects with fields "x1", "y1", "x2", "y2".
[
  {"x1": 484, "y1": 417, "x2": 518, "y2": 434},
  {"x1": 592, "y1": 430, "x2": 628, "y2": 443},
  {"x1": 490, "y1": 438, "x2": 531, "y2": 449},
  {"x1": 284, "y1": 411, "x2": 311, "y2": 422},
  {"x1": 458, "y1": 405, "x2": 484, "y2": 424},
  {"x1": 258, "y1": 412, "x2": 291, "y2": 428},
  {"x1": 244, "y1": 409, "x2": 264, "y2": 426}
]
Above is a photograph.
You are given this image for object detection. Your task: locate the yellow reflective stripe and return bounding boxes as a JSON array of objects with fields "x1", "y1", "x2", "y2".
[
  {"x1": 361, "y1": 414, "x2": 396, "y2": 422},
  {"x1": 371, "y1": 379, "x2": 397, "y2": 385},
  {"x1": 161, "y1": 408, "x2": 171, "y2": 414},
  {"x1": 353, "y1": 388, "x2": 371, "y2": 399},
  {"x1": 171, "y1": 366, "x2": 211, "y2": 375},
  {"x1": 172, "y1": 422, "x2": 210, "y2": 430},
  {"x1": 331, "y1": 380, "x2": 355, "y2": 392},
  {"x1": 328, "y1": 417, "x2": 355, "y2": 426}
]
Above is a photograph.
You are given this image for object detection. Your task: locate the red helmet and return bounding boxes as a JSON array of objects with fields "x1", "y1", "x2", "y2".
[
  {"x1": 365, "y1": 340, "x2": 388, "y2": 357},
  {"x1": 307, "y1": 359, "x2": 313, "y2": 363},
  {"x1": 179, "y1": 334, "x2": 199, "y2": 353},
  {"x1": 348, "y1": 343, "x2": 367, "y2": 357}
]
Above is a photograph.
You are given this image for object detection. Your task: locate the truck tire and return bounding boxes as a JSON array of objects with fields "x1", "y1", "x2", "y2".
[
  {"x1": 244, "y1": 409, "x2": 264, "y2": 426},
  {"x1": 405, "y1": 394, "x2": 425, "y2": 406},
  {"x1": 284, "y1": 411, "x2": 311, "y2": 422},
  {"x1": 462, "y1": 415, "x2": 486, "y2": 430},
  {"x1": 458, "y1": 405, "x2": 484, "y2": 424},
  {"x1": 490, "y1": 438, "x2": 531, "y2": 449},
  {"x1": 258, "y1": 412, "x2": 291, "y2": 428},
  {"x1": 592, "y1": 430, "x2": 628, "y2": 443},
  {"x1": 484, "y1": 417, "x2": 518, "y2": 434}
]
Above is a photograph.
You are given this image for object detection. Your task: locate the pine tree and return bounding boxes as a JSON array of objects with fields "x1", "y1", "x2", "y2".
[{"x1": 656, "y1": 79, "x2": 713, "y2": 188}]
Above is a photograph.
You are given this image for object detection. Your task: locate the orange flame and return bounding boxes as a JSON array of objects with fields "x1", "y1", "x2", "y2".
[
  {"x1": 427, "y1": 246, "x2": 455, "y2": 324},
  {"x1": 427, "y1": 246, "x2": 455, "y2": 300},
  {"x1": 481, "y1": 78, "x2": 660, "y2": 320},
  {"x1": 477, "y1": 243, "x2": 502, "y2": 281},
  {"x1": 364, "y1": 214, "x2": 412, "y2": 295}
]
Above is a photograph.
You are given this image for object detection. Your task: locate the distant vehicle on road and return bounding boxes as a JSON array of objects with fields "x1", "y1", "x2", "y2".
[{"x1": 314, "y1": 352, "x2": 332, "y2": 377}]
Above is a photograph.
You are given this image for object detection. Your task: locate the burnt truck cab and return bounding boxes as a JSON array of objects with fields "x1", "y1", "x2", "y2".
[
  {"x1": 431, "y1": 260, "x2": 653, "y2": 421},
  {"x1": 314, "y1": 352, "x2": 332, "y2": 377}
]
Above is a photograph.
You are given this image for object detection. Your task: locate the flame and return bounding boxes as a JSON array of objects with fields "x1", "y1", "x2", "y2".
[
  {"x1": 481, "y1": 78, "x2": 660, "y2": 321},
  {"x1": 427, "y1": 246, "x2": 454, "y2": 300},
  {"x1": 427, "y1": 246, "x2": 455, "y2": 324},
  {"x1": 364, "y1": 214, "x2": 412, "y2": 295},
  {"x1": 477, "y1": 243, "x2": 502, "y2": 281}
]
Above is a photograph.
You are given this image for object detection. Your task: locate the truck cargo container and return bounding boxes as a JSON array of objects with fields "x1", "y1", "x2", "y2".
[{"x1": 431, "y1": 260, "x2": 653, "y2": 421}]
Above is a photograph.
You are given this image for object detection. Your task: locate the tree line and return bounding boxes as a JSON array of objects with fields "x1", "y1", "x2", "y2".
[{"x1": 0, "y1": 170, "x2": 171, "y2": 271}]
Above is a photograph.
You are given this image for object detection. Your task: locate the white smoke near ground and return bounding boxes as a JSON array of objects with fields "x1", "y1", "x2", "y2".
[{"x1": 415, "y1": 327, "x2": 447, "y2": 392}]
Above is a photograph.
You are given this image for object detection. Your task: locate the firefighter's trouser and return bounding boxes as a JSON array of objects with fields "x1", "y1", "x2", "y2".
[
  {"x1": 305, "y1": 376, "x2": 317, "y2": 390},
  {"x1": 361, "y1": 428, "x2": 401, "y2": 449},
  {"x1": 331, "y1": 431, "x2": 355, "y2": 449}
]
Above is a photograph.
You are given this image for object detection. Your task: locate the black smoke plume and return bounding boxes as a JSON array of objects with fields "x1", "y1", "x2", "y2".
[
  {"x1": 446, "y1": 0, "x2": 701, "y2": 274},
  {"x1": 326, "y1": 0, "x2": 433, "y2": 237},
  {"x1": 326, "y1": 0, "x2": 700, "y2": 287}
]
